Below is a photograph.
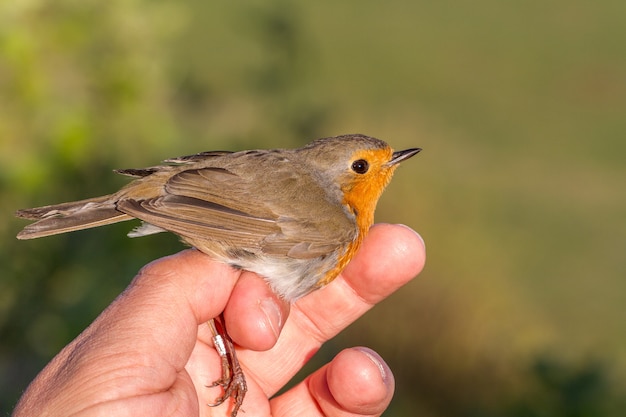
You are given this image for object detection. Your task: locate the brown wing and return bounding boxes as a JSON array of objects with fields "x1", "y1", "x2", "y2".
[
  {"x1": 116, "y1": 167, "x2": 280, "y2": 250},
  {"x1": 116, "y1": 159, "x2": 355, "y2": 259},
  {"x1": 117, "y1": 195, "x2": 277, "y2": 247}
]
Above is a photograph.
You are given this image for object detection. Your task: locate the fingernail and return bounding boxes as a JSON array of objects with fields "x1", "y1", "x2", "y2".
[
  {"x1": 397, "y1": 223, "x2": 426, "y2": 252},
  {"x1": 260, "y1": 298, "x2": 283, "y2": 339},
  {"x1": 355, "y1": 347, "x2": 394, "y2": 389}
]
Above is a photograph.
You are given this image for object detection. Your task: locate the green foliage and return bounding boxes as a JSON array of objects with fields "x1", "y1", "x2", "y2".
[
  {"x1": 461, "y1": 356, "x2": 621, "y2": 417},
  {"x1": 1, "y1": 0, "x2": 625, "y2": 415}
]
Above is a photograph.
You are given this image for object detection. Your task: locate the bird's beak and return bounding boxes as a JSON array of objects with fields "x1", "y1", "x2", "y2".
[{"x1": 387, "y1": 148, "x2": 422, "y2": 166}]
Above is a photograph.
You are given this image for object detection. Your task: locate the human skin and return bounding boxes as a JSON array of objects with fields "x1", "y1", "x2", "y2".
[{"x1": 12, "y1": 223, "x2": 426, "y2": 417}]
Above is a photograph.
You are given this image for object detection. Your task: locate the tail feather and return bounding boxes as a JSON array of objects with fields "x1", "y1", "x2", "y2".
[{"x1": 16, "y1": 195, "x2": 133, "y2": 240}]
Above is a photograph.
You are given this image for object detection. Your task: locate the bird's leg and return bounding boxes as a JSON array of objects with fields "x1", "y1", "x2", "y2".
[{"x1": 207, "y1": 315, "x2": 247, "y2": 417}]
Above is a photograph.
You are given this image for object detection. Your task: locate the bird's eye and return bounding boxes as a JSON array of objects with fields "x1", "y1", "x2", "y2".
[{"x1": 351, "y1": 159, "x2": 369, "y2": 174}]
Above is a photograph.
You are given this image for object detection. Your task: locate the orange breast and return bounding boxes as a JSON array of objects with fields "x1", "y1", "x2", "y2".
[{"x1": 317, "y1": 171, "x2": 393, "y2": 285}]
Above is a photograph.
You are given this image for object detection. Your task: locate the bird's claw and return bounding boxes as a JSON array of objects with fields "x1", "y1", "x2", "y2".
[{"x1": 207, "y1": 318, "x2": 247, "y2": 417}]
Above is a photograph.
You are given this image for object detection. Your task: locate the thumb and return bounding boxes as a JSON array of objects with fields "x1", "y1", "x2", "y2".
[{"x1": 13, "y1": 249, "x2": 242, "y2": 416}]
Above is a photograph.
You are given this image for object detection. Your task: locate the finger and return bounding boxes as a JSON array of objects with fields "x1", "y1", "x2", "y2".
[
  {"x1": 341, "y1": 223, "x2": 426, "y2": 305},
  {"x1": 296, "y1": 223, "x2": 426, "y2": 341},
  {"x1": 240, "y1": 223, "x2": 426, "y2": 394},
  {"x1": 270, "y1": 347, "x2": 394, "y2": 417},
  {"x1": 224, "y1": 271, "x2": 290, "y2": 351}
]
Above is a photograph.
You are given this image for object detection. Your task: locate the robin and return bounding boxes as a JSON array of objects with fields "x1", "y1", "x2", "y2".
[{"x1": 16, "y1": 133, "x2": 421, "y2": 416}]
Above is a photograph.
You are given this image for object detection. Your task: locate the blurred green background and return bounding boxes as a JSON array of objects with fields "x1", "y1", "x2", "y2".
[{"x1": 1, "y1": 0, "x2": 625, "y2": 415}]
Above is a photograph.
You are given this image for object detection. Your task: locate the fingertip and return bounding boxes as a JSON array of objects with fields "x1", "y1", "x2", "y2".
[
  {"x1": 225, "y1": 271, "x2": 290, "y2": 351},
  {"x1": 342, "y1": 223, "x2": 426, "y2": 303},
  {"x1": 369, "y1": 223, "x2": 426, "y2": 275},
  {"x1": 351, "y1": 347, "x2": 395, "y2": 393},
  {"x1": 370, "y1": 223, "x2": 426, "y2": 277},
  {"x1": 320, "y1": 347, "x2": 394, "y2": 416}
]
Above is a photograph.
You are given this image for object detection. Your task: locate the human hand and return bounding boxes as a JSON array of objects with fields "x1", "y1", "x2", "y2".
[{"x1": 12, "y1": 223, "x2": 425, "y2": 417}]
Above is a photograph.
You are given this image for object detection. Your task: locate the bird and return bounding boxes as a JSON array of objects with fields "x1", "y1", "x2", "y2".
[{"x1": 15, "y1": 133, "x2": 421, "y2": 416}]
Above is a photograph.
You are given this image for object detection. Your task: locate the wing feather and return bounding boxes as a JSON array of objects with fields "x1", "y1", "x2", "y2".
[
  {"x1": 117, "y1": 196, "x2": 277, "y2": 248},
  {"x1": 117, "y1": 164, "x2": 353, "y2": 259}
]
